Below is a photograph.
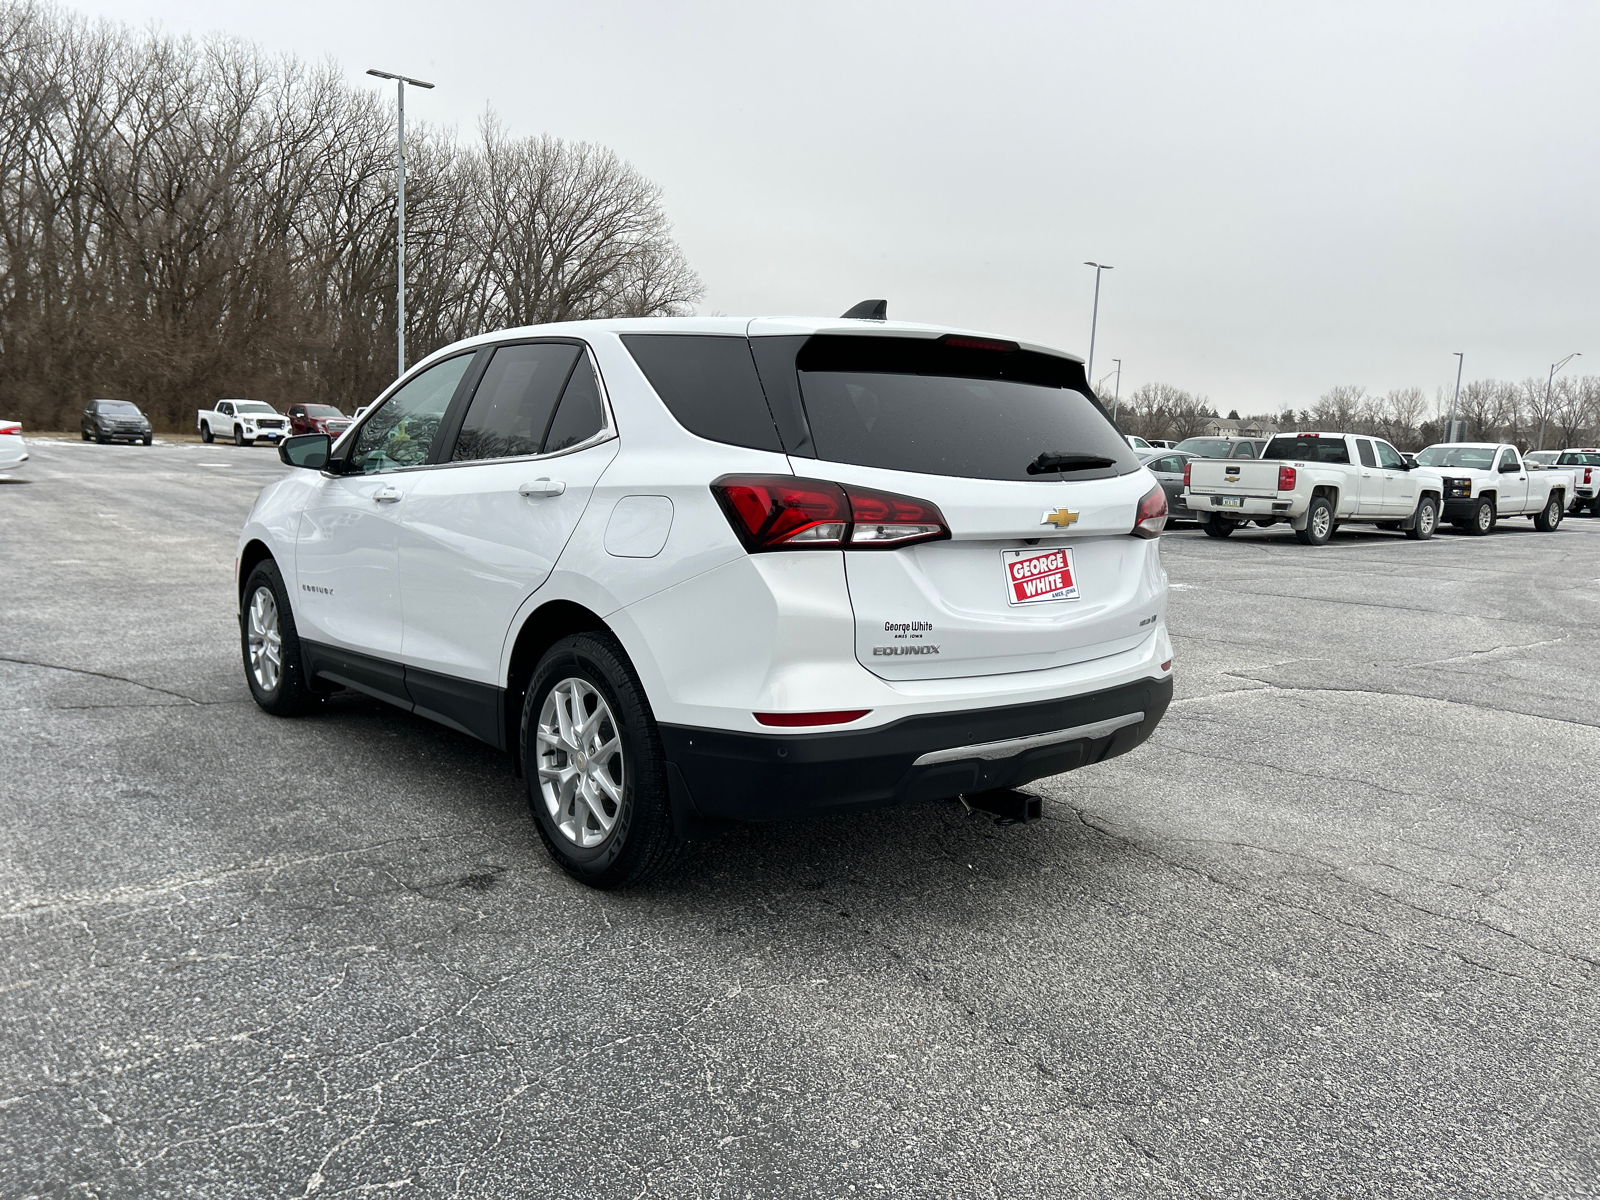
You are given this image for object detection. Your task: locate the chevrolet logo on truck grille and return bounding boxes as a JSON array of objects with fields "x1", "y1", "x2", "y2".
[{"x1": 1041, "y1": 508, "x2": 1079, "y2": 528}]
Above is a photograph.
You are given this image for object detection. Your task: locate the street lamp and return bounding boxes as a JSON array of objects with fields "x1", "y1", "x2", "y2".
[
  {"x1": 367, "y1": 68, "x2": 435, "y2": 379},
  {"x1": 1537, "y1": 352, "x2": 1581, "y2": 451},
  {"x1": 1446, "y1": 352, "x2": 1463, "y2": 442},
  {"x1": 1083, "y1": 261, "x2": 1113, "y2": 387}
]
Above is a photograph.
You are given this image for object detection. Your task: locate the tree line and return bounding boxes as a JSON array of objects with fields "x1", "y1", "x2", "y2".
[
  {"x1": 0, "y1": 1, "x2": 702, "y2": 431},
  {"x1": 1110, "y1": 375, "x2": 1600, "y2": 451}
]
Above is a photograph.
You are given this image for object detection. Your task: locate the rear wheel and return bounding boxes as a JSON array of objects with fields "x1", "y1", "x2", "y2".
[
  {"x1": 1405, "y1": 495, "x2": 1438, "y2": 540},
  {"x1": 1202, "y1": 516, "x2": 1236, "y2": 538},
  {"x1": 522, "y1": 632, "x2": 681, "y2": 889},
  {"x1": 1533, "y1": 494, "x2": 1564, "y2": 532},
  {"x1": 1295, "y1": 496, "x2": 1334, "y2": 545},
  {"x1": 1465, "y1": 497, "x2": 1495, "y2": 535},
  {"x1": 240, "y1": 560, "x2": 322, "y2": 716},
  {"x1": 1590, "y1": 497, "x2": 1600, "y2": 518},
  {"x1": 200, "y1": 422, "x2": 213, "y2": 443}
]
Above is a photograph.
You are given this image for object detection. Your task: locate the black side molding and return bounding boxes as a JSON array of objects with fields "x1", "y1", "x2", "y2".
[{"x1": 300, "y1": 640, "x2": 506, "y2": 751}]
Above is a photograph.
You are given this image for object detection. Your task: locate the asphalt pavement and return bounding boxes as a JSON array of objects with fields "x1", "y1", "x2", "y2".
[{"x1": 2, "y1": 438, "x2": 1596, "y2": 1198}]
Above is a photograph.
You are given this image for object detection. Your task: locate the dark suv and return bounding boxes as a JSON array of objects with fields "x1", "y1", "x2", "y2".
[{"x1": 81, "y1": 399, "x2": 153, "y2": 445}]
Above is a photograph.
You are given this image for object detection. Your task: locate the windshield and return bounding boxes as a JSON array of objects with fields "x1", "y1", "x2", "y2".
[
  {"x1": 236, "y1": 401, "x2": 277, "y2": 415},
  {"x1": 793, "y1": 336, "x2": 1138, "y2": 481},
  {"x1": 305, "y1": 405, "x2": 345, "y2": 418},
  {"x1": 1557, "y1": 451, "x2": 1600, "y2": 465},
  {"x1": 97, "y1": 401, "x2": 142, "y2": 415},
  {"x1": 1415, "y1": 445, "x2": 1497, "y2": 470},
  {"x1": 1262, "y1": 436, "x2": 1351, "y2": 464},
  {"x1": 1174, "y1": 439, "x2": 1236, "y2": 458}
]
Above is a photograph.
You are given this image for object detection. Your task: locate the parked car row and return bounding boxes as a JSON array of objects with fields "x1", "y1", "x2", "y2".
[{"x1": 1165, "y1": 432, "x2": 1582, "y2": 544}]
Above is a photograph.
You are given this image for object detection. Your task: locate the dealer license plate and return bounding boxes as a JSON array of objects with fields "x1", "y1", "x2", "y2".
[
  {"x1": 1002, "y1": 546, "x2": 1080, "y2": 606},
  {"x1": 1214, "y1": 495, "x2": 1243, "y2": 508}
]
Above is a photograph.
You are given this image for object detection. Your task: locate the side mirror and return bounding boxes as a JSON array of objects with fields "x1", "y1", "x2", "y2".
[
  {"x1": 280, "y1": 433, "x2": 330, "y2": 470},
  {"x1": 1498, "y1": 460, "x2": 1519, "y2": 474}
]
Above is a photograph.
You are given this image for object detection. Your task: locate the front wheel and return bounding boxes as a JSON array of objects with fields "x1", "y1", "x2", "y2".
[
  {"x1": 1533, "y1": 494, "x2": 1564, "y2": 532},
  {"x1": 200, "y1": 422, "x2": 213, "y2": 443},
  {"x1": 1405, "y1": 495, "x2": 1438, "y2": 540},
  {"x1": 521, "y1": 632, "x2": 681, "y2": 889},
  {"x1": 142, "y1": 434, "x2": 152, "y2": 446},
  {"x1": 234, "y1": 426, "x2": 248, "y2": 446},
  {"x1": 1202, "y1": 516, "x2": 1237, "y2": 539},
  {"x1": 240, "y1": 560, "x2": 323, "y2": 716},
  {"x1": 1465, "y1": 497, "x2": 1495, "y2": 535},
  {"x1": 1295, "y1": 496, "x2": 1334, "y2": 545}
]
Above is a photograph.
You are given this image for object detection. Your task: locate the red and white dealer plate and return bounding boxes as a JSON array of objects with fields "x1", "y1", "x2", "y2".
[{"x1": 1002, "y1": 546, "x2": 1079, "y2": 606}]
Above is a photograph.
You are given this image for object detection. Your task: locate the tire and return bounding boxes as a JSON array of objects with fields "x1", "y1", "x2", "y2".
[
  {"x1": 240, "y1": 559, "x2": 323, "y2": 716},
  {"x1": 1405, "y1": 495, "x2": 1437, "y2": 540},
  {"x1": 95, "y1": 430, "x2": 108, "y2": 444},
  {"x1": 142, "y1": 434, "x2": 152, "y2": 446},
  {"x1": 521, "y1": 632, "x2": 681, "y2": 889},
  {"x1": 1590, "y1": 497, "x2": 1600, "y2": 518},
  {"x1": 234, "y1": 426, "x2": 247, "y2": 446},
  {"x1": 80, "y1": 428, "x2": 89, "y2": 441},
  {"x1": 200, "y1": 422, "x2": 213, "y2": 443},
  {"x1": 1465, "y1": 497, "x2": 1495, "y2": 536},
  {"x1": 1533, "y1": 494, "x2": 1564, "y2": 532},
  {"x1": 1202, "y1": 516, "x2": 1237, "y2": 538},
  {"x1": 1295, "y1": 496, "x2": 1334, "y2": 545}
]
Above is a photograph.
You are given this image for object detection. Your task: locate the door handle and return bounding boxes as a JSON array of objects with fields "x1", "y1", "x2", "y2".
[
  {"x1": 519, "y1": 479, "x2": 566, "y2": 499},
  {"x1": 1361, "y1": 472, "x2": 1374, "y2": 478},
  {"x1": 372, "y1": 484, "x2": 402, "y2": 503}
]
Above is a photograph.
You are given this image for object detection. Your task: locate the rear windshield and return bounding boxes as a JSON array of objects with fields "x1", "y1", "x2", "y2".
[
  {"x1": 1262, "y1": 435, "x2": 1351, "y2": 464},
  {"x1": 1557, "y1": 451, "x2": 1600, "y2": 465},
  {"x1": 793, "y1": 335, "x2": 1136, "y2": 482},
  {"x1": 1414, "y1": 446, "x2": 1496, "y2": 470},
  {"x1": 622, "y1": 334, "x2": 782, "y2": 452}
]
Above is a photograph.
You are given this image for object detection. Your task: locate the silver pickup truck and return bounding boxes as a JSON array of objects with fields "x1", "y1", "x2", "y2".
[{"x1": 1184, "y1": 431, "x2": 1445, "y2": 546}]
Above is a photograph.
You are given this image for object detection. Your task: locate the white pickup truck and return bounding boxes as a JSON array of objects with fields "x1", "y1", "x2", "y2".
[
  {"x1": 1412, "y1": 443, "x2": 1575, "y2": 535},
  {"x1": 1528, "y1": 447, "x2": 1600, "y2": 517},
  {"x1": 1183, "y1": 431, "x2": 1445, "y2": 546},
  {"x1": 198, "y1": 400, "x2": 290, "y2": 446}
]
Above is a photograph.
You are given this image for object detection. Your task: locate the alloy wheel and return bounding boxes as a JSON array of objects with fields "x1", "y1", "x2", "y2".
[
  {"x1": 1311, "y1": 506, "x2": 1332, "y2": 540},
  {"x1": 537, "y1": 677, "x2": 625, "y2": 849},
  {"x1": 247, "y1": 586, "x2": 282, "y2": 692}
]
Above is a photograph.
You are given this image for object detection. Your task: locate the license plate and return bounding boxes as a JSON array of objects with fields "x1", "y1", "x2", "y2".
[
  {"x1": 1002, "y1": 546, "x2": 1079, "y2": 606},
  {"x1": 1214, "y1": 495, "x2": 1243, "y2": 508}
]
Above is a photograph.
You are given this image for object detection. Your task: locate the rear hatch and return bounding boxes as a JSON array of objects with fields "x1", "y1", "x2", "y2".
[
  {"x1": 778, "y1": 333, "x2": 1163, "y2": 681},
  {"x1": 1185, "y1": 458, "x2": 1280, "y2": 497}
]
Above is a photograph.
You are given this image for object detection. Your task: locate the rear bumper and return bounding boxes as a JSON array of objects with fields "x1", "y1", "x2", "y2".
[
  {"x1": 1186, "y1": 493, "x2": 1293, "y2": 519},
  {"x1": 659, "y1": 674, "x2": 1172, "y2": 826}
]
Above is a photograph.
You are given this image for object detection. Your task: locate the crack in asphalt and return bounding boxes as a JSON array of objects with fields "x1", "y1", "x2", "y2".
[
  {"x1": 1216, "y1": 672, "x2": 1600, "y2": 731},
  {"x1": 0, "y1": 654, "x2": 213, "y2": 706},
  {"x1": 1065, "y1": 805, "x2": 1597, "y2": 982}
]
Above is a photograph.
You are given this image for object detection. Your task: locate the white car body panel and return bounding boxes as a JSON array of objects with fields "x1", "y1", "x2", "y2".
[{"x1": 0, "y1": 422, "x2": 27, "y2": 469}]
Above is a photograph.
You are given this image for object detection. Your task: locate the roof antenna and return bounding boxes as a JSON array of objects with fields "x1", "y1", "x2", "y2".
[{"x1": 841, "y1": 299, "x2": 887, "y2": 321}]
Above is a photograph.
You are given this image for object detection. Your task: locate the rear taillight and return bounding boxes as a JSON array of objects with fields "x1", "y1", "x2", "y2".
[
  {"x1": 711, "y1": 476, "x2": 949, "y2": 552},
  {"x1": 754, "y1": 709, "x2": 871, "y2": 727},
  {"x1": 1182, "y1": 462, "x2": 1191, "y2": 487},
  {"x1": 0, "y1": 424, "x2": 19, "y2": 435},
  {"x1": 1278, "y1": 465, "x2": 1297, "y2": 491},
  {"x1": 1585, "y1": 468, "x2": 1593, "y2": 485},
  {"x1": 1132, "y1": 483, "x2": 1168, "y2": 538}
]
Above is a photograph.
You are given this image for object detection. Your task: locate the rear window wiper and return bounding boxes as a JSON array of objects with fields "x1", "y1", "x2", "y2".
[{"x1": 1027, "y1": 452, "x2": 1117, "y2": 475}]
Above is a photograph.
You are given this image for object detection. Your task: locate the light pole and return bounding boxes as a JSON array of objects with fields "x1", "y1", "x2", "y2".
[
  {"x1": 1446, "y1": 352, "x2": 1463, "y2": 442},
  {"x1": 1537, "y1": 352, "x2": 1581, "y2": 451},
  {"x1": 1083, "y1": 261, "x2": 1112, "y2": 387},
  {"x1": 367, "y1": 68, "x2": 435, "y2": 379}
]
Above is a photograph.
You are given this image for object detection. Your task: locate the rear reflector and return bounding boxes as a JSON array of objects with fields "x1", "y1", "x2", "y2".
[
  {"x1": 1132, "y1": 483, "x2": 1168, "y2": 538},
  {"x1": 712, "y1": 475, "x2": 948, "y2": 551},
  {"x1": 1278, "y1": 465, "x2": 1297, "y2": 492},
  {"x1": 1160, "y1": 659, "x2": 1173, "y2": 671},
  {"x1": 754, "y1": 709, "x2": 871, "y2": 727}
]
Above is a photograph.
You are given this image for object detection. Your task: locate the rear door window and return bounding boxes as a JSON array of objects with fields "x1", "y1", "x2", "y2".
[
  {"x1": 1356, "y1": 439, "x2": 1377, "y2": 467},
  {"x1": 793, "y1": 335, "x2": 1137, "y2": 481},
  {"x1": 452, "y1": 343, "x2": 582, "y2": 462},
  {"x1": 622, "y1": 334, "x2": 782, "y2": 452},
  {"x1": 543, "y1": 356, "x2": 607, "y2": 453}
]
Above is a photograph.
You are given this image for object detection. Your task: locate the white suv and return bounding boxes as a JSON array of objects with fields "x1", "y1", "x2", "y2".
[{"x1": 237, "y1": 314, "x2": 1174, "y2": 887}]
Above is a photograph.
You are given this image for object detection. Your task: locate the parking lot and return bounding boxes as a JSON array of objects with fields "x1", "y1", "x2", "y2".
[{"x1": 2, "y1": 438, "x2": 1596, "y2": 1198}]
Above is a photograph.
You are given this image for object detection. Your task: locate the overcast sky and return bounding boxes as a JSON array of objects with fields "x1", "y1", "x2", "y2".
[{"x1": 80, "y1": 0, "x2": 1600, "y2": 413}]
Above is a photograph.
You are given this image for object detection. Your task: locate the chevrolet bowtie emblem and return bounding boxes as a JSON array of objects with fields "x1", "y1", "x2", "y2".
[{"x1": 1041, "y1": 508, "x2": 1080, "y2": 528}]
